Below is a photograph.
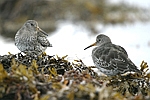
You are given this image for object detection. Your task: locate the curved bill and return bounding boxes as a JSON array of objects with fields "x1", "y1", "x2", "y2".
[
  {"x1": 37, "y1": 27, "x2": 48, "y2": 36},
  {"x1": 84, "y1": 42, "x2": 96, "y2": 50}
]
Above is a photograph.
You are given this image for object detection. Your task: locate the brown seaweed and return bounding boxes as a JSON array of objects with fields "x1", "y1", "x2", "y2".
[{"x1": 0, "y1": 53, "x2": 150, "y2": 100}]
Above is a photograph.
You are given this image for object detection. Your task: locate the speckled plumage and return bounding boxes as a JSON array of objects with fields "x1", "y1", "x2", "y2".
[
  {"x1": 15, "y1": 20, "x2": 52, "y2": 55},
  {"x1": 84, "y1": 34, "x2": 141, "y2": 76}
]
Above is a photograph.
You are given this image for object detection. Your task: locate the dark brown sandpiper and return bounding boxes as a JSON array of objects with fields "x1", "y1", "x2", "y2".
[
  {"x1": 15, "y1": 20, "x2": 52, "y2": 55},
  {"x1": 84, "y1": 34, "x2": 141, "y2": 76}
]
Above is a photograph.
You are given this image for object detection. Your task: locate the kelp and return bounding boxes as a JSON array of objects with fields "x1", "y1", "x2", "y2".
[{"x1": 0, "y1": 52, "x2": 150, "y2": 100}]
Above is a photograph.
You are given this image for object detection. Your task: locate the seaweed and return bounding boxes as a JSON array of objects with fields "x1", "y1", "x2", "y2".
[{"x1": 0, "y1": 53, "x2": 149, "y2": 100}]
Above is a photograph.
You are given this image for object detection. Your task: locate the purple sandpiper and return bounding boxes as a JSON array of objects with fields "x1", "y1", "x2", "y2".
[
  {"x1": 15, "y1": 20, "x2": 52, "y2": 55},
  {"x1": 84, "y1": 34, "x2": 141, "y2": 76}
]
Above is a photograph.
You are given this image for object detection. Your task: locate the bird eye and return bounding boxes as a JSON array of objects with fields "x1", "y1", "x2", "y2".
[
  {"x1": 98, "y1": 39, "x2": 101, "y2": 42},
  {"x1": 30, "y1": 23, "x2": 34, "y2": 26}
]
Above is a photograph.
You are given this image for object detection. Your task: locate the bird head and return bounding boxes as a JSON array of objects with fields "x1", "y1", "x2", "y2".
[
  {"x1": 84, "y1": 34, "x2": 111, "y2": 50},
  {"x1": 24, "y1": 20, "x2": 48, "y2": 36}
]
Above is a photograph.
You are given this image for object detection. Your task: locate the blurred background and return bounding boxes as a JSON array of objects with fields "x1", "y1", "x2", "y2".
[{"x1": 0, "y1": 0, "x2": 150, "y2": 68}]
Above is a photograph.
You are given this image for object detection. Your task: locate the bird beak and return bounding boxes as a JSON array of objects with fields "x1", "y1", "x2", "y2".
[
  {"x1": 37, "y1": 27, "x2": 48, "y2": 36},
  {"x1": 84, "y1": 42, "x2": 96, "y2": 50}
]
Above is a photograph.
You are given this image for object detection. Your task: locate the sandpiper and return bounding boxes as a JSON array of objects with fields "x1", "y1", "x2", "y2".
[
  {"x1": 15, "y1": 20, "x2": 52, "y2": 55},
  {"x1": 84, "y1": 34, "x2": 141, "y2": 76}
]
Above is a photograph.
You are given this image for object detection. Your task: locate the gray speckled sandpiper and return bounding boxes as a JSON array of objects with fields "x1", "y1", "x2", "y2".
[
  {"x1": 84, "y1": 34, "x2": 141, "y2": 76},
  {"x1": 15, "y1": 20, "x2": 52, "y2": 55}
]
